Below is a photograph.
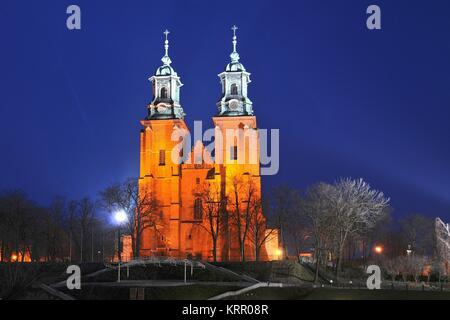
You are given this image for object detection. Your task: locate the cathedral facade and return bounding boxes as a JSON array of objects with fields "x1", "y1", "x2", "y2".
[{"x1": 137, "y1": 28, "x2": 277, "y2": 262}]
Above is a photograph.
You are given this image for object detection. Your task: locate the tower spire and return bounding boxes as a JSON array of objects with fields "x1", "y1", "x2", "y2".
[
  {"x1": 148, "y1": 29, "x2": 184, "y2": 120},
  {"x1": 161, "y1": 29, "x2": 172, "y2": 65},
  {"x1": 230, "y1": 25, "x2": 240, "y2": 62},
  {"x1": 216, "y1": 26, "x2": 253, "y2": 116}
]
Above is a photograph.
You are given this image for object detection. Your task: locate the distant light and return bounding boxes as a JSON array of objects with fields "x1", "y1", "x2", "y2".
[
  {"x1": 11, "y1": 254, "x2": 18, "y2": 262},
  {"x1": 406, "y1": 244, "x2": 412, "y2": 255},
  {"x1": 114, "y1": 210, "x2": 128, "y2": 224},
  {"x1": 374, "y1": 246, "x2": 383, "y2": 254},
  {"x1": 275, "y1": 248, "x2": 282, "y2": 257}
]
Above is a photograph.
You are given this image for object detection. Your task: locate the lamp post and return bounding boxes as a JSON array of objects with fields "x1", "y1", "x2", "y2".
[
  {"x1": 406, "y1": 244, "x2": 412, "y2": 256},
  {"x1": 113, "y1": 209, "x2": 128, "y2": 282},
  {"x1": 374, "y1": 245, "x2": 384, "y2": 267}
]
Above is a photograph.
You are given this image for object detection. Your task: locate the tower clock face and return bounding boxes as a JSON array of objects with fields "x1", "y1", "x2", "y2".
[
  {"x1": 229, "y1": 99, "x2": 239, "y2": 111},
  {"x1": 157, "y1": 103, "x2": 170, "y2": 112}
]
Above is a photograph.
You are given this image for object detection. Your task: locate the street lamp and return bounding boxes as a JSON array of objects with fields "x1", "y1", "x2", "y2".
[
  {"x1": 113, "y1": 209, "x2": 128, "y2": 283},
  {"x1": 374, "y1": 245, "x2": 383, "y2": 254},
  {"x1": 406, "y1": 244, "x2": 412, "y2": 256},
  {"x1": 113, "y1": 209, "x2": 128, "y2": 263},
  {"x1": 114, "y1": 209, "x2": 128, "y2": 225},
  {"x1": 275, "y1": 248, "x2": 283, "y2": 260}
]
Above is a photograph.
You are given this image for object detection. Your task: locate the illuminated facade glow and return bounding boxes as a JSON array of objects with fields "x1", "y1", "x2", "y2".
[{"x1": 137, "y1": 28, "x2": 279, "y2": 261}]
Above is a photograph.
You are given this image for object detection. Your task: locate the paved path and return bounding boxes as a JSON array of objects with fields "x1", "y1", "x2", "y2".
[
  {"x1": 51, "y1": 280, "x2": 253, "y2": 288},
  {"x1": 208, "y1": 282, "x2": 284, "y2": 300}
]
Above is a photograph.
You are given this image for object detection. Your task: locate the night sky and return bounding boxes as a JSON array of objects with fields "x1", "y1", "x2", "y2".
[{"x1": 1, "y1": 0, "x2": 449, "y2": 220}]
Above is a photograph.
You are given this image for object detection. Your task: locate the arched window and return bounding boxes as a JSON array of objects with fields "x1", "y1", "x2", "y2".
[
  {"x1": 230, "y1": 145, "x2": 238, "y2": 160},
  {"x1": 159, "y1": 149, "x2": 165, "y2": 166},
  {"x1": 194, "y1": 198, "x2": 203, "y2": 220},
  {"x1": 160, "y1": 87, "x2": 168, "y2": 99},
  {"x1": 230, "y1": 83, "x2": 238, "y2": 95}
]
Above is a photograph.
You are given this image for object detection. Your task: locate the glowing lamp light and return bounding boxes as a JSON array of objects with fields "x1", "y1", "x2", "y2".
[
  {"x1": 275, "y1": 248, "x2": 283, "y2": 257},
  {"x1": 114, "y1": 209, "x2": 128, "y2": 224},
  {"x1": 374, "y1": 246, "x2": 383, "y2": 254},
  {"x1": 11, "y1": 254, "x2": 18, "y2": 262},
  {"x1": 406, "y1": 244, "x2": 412, "y2": 255}
]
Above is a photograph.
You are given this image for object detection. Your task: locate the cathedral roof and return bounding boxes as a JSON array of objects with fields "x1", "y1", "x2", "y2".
[
  {"x1": 156, "y1": 64, "x2": 176, "y2": 76},
  {"x1": 226, "y1": 60, "x2": 246, "y2": 72}
]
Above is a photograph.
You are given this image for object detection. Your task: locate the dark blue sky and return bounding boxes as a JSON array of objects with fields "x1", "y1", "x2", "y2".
[{"x1": 1, "y1": 0, "x2": 449, "y2": 220}]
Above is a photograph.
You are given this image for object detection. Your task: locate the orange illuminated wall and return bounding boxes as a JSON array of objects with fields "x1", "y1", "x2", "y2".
[
  {"x1": 114, "y1": 235, "x2": 133, "y2": 262},
  {"x1": 138, "y1": 115, "x2": 271, "y2": 261},
  {"x1": 10, "y1": 251, "x2": 31, "y2": 263},
  {"x1": 138, "y1": 118, "x2": 187, "y2": 257},
  {"x1": 265, "y1": 229, "x2": 282, "y2": 261}
]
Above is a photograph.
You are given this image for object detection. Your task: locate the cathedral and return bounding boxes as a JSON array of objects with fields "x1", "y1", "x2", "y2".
[{"x1": 137, "y1": 27, "x2": 279, "y2": 262}]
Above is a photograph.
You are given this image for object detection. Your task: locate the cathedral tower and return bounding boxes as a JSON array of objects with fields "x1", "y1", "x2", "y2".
[
  {"x1": 213, "y1": 26, "x2": 260, "y2": 177},
  {"x1": 139, "y1": 30, "x2": 186, "y2": 257},
  {"x1": 216, "y1": 26, "x2": 253, "y2": 117},
  {"x1": 138, "y1": 27, "x2": 270, "y2": 262},
  {"x1": 213, "y1": 26, "x2": 263, "y2": 261}
]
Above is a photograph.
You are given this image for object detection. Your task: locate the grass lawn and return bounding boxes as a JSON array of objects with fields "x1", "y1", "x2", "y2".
[{"x1": 232, "y1": 287, "x2": 450, "y2": 300}]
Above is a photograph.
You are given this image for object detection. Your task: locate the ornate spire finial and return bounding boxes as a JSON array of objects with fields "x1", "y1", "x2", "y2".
[
  {"x1": 230, "y1": 25, "x2": 240, "y2": 62},
  {"x1": 161, "y1": 29, "x2": 172, "y2": 65},
  {"x1": 231, "y1": 25, "x2": 238, "y2": 52},
  {"x1": 231, "y1": 25, "x2": 238, "y2": 36}
]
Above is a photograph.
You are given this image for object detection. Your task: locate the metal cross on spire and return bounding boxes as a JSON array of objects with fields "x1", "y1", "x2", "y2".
[
  {"x1": 231, "y1": 25, "x2": 238, "y2": 37},
  {"x1": 161, "y1": 29, "x2": 172, "y2": 65},
  {"x1": 231, "y1": 25, "x2": 238, "y2": 54},
  {"x1": 163, "y1": 29, "x2": 170, "y2": 56},
  {"x1": 164, "y1": 29, "x2": 170, "y2": 41}
]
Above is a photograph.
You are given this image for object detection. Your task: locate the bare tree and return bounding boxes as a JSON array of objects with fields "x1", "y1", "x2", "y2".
[
  {"x1": 397, "y1": 254, "x2": 425, "y2": 283},
  {"x1": 329, "y1": 178, "x2": 390, "y2": 280},
  {"x1": 44, "y1": 196, "x2": 68, "y2": 261},
  {"x1": 400, "y1": 214, "x2": 434, "y2": 256},
  {"x1": 358, "y1": 209, "x2": 393, "y2": 263},
  {"x1": 0, "y1": 191, "x2": 38, "y2": 262},
  {"x1": 410, "y1": 255, "x2": 426, "y2": 283},
  {"x1": 430, "y1": 256, "x2": 447, "y2": 283},
  {"x1": 78, "y1": 197, "x2": 96, "y2": 263},
  {"x1": 101, "y1": 178, "x2": 161, "y2": 259},
  {"x1": 382, "y1": 257, "x2": 402, "y2": 282},
  {"x1": 192, "y1": 181, "x2": 226, "y2": 262},
  {"x1": 271, "y1": 186, "x2": 299, "y2": 258},
  {"x1": 435, "y1": 217, "x2": 450, "y2": 280},
  {"x1": 284, "y1": 190, "x2": 311, "y2": 262},
  {"x1": 228, "y1": 176, "x2": 259, "y2": 262},
  {"x1": 65, "y1": 200, "x2": 78, "y2": 263},
  {"x1": 247, "y1": 196, "x2": 276, "y2": 262},
  {"x1": 396, "y1": 256, "x2": 409, "y2": 282},
  {"x1": 0, "y1": 191, "x2": 115, "y2": 264},
  {"x1": 303, "y1": 183, "x2": 335, "y2": 283}
]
